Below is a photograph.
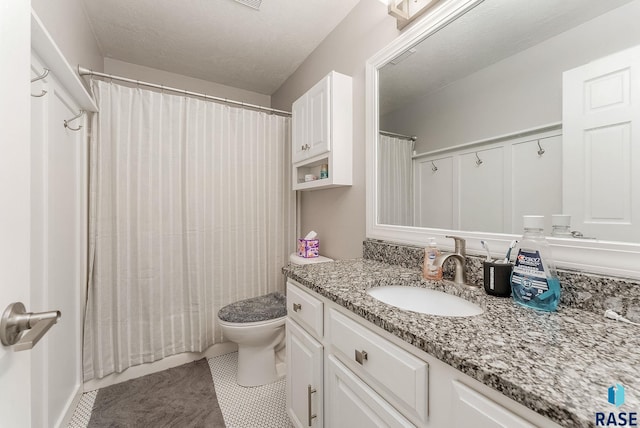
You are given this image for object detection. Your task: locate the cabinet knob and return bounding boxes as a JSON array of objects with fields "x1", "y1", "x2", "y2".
[
  {"x1": 293, "y1": 303, "x2": 302, "y2": 312},
  {"x1": 301, "y1": 145, "x2": 305, "y2": 151},
  {"x1": 355, "y1": 349, "x2": 368, "y2": 365}
]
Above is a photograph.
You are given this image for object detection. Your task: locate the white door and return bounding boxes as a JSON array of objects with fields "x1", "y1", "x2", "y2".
[
  {"x1": 326, "y1": 355, "x2": 413, "y2": 428},
  {"x1": 563, "y1": 44, "x2": 640, "y2": 242},
  {"x1": 0, "y1": 1, "x2": 34, "y2": 426},
  {"x1": 286, "y1": 319, "x2": 323, "y2": 428},
  {"x1": 451, "y1": 381, "x2": 534, "y2": 428}
]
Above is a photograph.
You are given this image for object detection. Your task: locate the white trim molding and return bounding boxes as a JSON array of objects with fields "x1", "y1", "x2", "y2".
[{"x1": 365, "y1": 0, "x2": 640, "y2": 280}]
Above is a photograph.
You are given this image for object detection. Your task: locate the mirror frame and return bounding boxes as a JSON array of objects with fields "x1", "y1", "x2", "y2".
[{"x1": 365, "y1": 0, "x2": 640, "y2": 279}]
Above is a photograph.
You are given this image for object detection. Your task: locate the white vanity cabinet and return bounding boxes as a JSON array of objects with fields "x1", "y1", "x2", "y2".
[
  {"x1": 286, "y1": 279, "x2": 562, "y2": 428},
  {"x1": 292, "y1": 71, "x2": 352, "y2": 191}
]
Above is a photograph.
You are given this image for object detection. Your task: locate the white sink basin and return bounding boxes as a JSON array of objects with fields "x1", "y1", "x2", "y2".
[{"x1": 367, "y1": 286, "x2": 483, "y2": 317}]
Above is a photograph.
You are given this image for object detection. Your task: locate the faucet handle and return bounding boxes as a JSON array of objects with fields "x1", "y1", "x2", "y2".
[{"x1": 445, "y1": 235, "x2": 466, "y2": 257}]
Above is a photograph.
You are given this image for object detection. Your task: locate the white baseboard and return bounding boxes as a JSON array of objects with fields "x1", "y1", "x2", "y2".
[
  {"x1": 82, "y1": 342, "x2": 238, "y2": 392},
  {"x1": 56, "y1": 384, "x2": 83, "y2": 428}
]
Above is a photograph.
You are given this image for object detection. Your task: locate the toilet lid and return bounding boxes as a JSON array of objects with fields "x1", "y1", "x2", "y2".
[{"x1": 218, "y1": 292, "x2": 286, "y2": 323}]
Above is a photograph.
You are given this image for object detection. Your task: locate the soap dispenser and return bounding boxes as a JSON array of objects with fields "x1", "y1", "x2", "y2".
[{"x1": 423, "y1": 238, "x2": 442, "y2": 281}]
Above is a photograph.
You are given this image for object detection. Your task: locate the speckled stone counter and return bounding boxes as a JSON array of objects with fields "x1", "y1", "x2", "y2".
[{"x1": 282, "y1": 258, "x2": 640, "y2": 428}]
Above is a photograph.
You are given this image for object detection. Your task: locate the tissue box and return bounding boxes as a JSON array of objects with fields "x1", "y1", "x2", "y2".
[{"x1": 297, "y1": 238, "x2": 319, "y2": 258}]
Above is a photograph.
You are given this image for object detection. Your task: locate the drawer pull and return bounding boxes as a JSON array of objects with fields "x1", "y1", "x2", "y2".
[
  {"x1": 307, "y1": 384, "x2": 317, "y2": 426},
  {"x1": 293, "y1": 303, "x2": 302, "y2": 312},
  {"x1": 355, "y1": 349, "x2": 368, "y2": 365}
]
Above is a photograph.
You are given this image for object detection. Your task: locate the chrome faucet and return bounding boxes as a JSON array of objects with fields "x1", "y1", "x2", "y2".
[{"x1": 434, "y1": 235, "x2": 475, "y2": 287}]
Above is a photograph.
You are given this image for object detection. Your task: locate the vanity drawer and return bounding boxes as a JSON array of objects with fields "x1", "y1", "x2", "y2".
[
  {"x1": 327, "y1": 309, "x2": 428, "y2": 423},
  {"x1": 287, "y1": 281, "x2": 323, "y2": 339}
]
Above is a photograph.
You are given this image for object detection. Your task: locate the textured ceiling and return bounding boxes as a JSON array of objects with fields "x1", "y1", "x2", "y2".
[
  {"x1": 82, "y1": 0, "x2": 361, "y2": 95},
  {"x1": 379, "y1": 0, "x2": 634, "y2": 115}
]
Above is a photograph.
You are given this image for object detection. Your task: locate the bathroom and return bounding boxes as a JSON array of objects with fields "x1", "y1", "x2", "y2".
[{"x1": 1, "y1": 0, "x2": 639, "y2": 427}]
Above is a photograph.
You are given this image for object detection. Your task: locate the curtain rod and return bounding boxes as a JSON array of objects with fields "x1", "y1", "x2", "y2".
[
  {"x1": 380, "y1": 130, "x2": 417, "y2": 141},
  {"x1": 77, "y1": 66, "x2": 292, "y2": 117}
]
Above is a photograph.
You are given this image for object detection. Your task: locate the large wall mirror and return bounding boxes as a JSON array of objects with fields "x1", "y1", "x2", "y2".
[{"x1": 366, "y1": 0, "x2": 640, "y2": 278}]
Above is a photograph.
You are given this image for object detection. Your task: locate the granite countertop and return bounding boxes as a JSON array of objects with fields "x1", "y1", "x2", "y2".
[{"x1": 283, "y1": 259, "x2": 640, "y2": 428}]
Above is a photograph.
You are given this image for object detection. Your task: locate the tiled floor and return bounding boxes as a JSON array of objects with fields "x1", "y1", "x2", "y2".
[{"x1": 67, "y1": 352, "x2": 292, "y2": 428}]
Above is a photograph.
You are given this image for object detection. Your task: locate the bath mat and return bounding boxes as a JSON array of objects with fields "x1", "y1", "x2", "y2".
[{"x1": 88, "y1": 359, "x2": 225, "y2": 427}]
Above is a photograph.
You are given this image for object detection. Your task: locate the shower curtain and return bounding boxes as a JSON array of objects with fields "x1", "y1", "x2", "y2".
[
  {"x1": 378, "y1": 134, "x2": 414, "y2": 226},
  {"x1": 83, "y1": 80, "x2": 295, "y2": 380}
]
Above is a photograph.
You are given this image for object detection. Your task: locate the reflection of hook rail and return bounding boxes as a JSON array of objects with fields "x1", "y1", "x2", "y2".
[
  {"x1": 64, "y1": 110, "x2": 84, "y2": 132},
  {"x1": 31, "y1": 68, "x2": 50, "y2": 97},
  {"x1": 475, "y1": 152, "x2": 483, "y2": 166}
]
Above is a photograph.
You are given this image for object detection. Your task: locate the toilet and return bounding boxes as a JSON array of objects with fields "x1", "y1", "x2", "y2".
[{"x1": 218, "y1": 253, "x2": 332, "y2": 387}]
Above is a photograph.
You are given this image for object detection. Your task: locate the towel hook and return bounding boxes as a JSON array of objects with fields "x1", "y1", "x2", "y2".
[
  {"x1": 537, "y1": 140, "x2": 545, "y2": 156},
  {"x1": 31, "y1": 68, "x2": 49, "y2": 97},
  {"x1": 64, "y1": 110, "x2": 85, "y2": 132},
  {"x1": 475, "y1": 152, "x2": 483, "y2": 166},
  {"x1": 431, "y1": 161, "x2": 438, "y2": 172}
]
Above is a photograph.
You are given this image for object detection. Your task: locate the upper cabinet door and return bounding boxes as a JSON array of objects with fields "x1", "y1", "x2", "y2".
[
  {"x1": 292, "y1": 73, "x2": 332, "y2": 164},
  {"x1": 292, "y1": 95, "x2": 308, "y2": 163},
  {"x1": 563, "y1": 44, "x2": 640, "y2": 242},
  {"x1": 307, "y1": 76, "x2": 331, "y2": 159}
]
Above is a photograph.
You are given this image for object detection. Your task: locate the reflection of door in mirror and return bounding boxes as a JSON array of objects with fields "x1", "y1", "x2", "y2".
[{"x1": 563, "y1": 44, "x2": 640, "y2": 243}]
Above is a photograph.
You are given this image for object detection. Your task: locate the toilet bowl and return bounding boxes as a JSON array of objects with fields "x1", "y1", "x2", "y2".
[
  {"x1": 218, "y1": 254, "x2": 333, "y2": 387},
  {"x1": 218, "y1": 292, "x2": 287, "y2": 387}
]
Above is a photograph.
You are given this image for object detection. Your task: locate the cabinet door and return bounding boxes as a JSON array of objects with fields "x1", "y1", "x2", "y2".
[
  {"x1": 292, "y1": 95, "x2": 308, "y2": 163},
  {"x1": 451, "y1": 381, "x2": 534, "y2": 428},
  {"x1": 326, "y1": 355, "x2": 414, "y2": 428},
  {"x1": 306, "y1": 75, "x2": 331, "y2": 159},
  {"x1": 287, "y1": 319, "x2": 323, "y2": 428}
]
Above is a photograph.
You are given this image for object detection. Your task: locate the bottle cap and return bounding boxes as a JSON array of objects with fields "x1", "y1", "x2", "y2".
[{"x1": 523, "y1": 215, "x2": 544, "y2": 230}]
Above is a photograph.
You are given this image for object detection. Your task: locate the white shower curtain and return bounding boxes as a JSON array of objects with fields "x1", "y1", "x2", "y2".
[
  {"x1": 378, "y1": 134, "x2": 414, "y2": 226},
  {"x1": 83, "y1": 80, "x2": 295, "y2": 380}
]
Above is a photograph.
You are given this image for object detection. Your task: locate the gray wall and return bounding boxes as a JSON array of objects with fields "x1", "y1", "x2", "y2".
[
  {"x1": 272, "y1": 0, "x2": 399, "y2": 260},
  {"x1": 104, "y1": 59, "x2": 271, "y2": 107},
  {"x1": 32, "y1": 0, "x2": 103, "y2": 72},
  {"x1": 381, "y1": 0, "x2": 640, "y2": 154}
]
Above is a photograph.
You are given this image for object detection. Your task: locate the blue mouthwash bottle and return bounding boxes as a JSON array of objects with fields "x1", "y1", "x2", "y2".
[{"x1": 510, "y1": 215, "x2": 561, "y2": 311}]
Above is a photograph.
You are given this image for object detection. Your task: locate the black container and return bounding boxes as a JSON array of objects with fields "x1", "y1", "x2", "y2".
[{"x1": 483, "y1": 261, "x2": 513, "y2": 297}]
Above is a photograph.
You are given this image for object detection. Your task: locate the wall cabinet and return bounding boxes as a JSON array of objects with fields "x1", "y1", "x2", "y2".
[
  {"x1": 292, "y1": 71, "x2": 352, "y2": 191},
  {"x1": 286, "y1": 279, "x2": 561, "y2": 428}
]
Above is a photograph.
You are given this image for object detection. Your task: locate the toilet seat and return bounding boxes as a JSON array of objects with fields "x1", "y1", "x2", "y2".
[{"x1": 218, "y1": 291, "x2": 286, "y2": 324}]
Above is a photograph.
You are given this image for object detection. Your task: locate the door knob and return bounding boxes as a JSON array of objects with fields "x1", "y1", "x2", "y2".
[{"x1": 0, "y1": 302, "x2": 61, "y2": 351}]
